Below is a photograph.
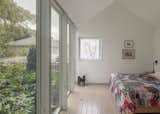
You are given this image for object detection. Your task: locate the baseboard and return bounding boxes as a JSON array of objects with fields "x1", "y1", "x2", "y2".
[
  {"x1": 85, "y1": 83, "x2": 108, "y2": 85},
  {"x1": 75, "y1": 81, "x2": 108, "y2": 85}
]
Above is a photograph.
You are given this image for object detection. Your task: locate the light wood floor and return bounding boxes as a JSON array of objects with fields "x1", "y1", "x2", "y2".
[{"x1": 60, "y1": 85, "x2": 117, "y2": 114}]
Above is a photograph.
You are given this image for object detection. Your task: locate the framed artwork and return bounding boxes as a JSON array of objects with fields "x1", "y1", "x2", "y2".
[
  {"x1": 124, "y1": 40, "x2": 134, "y2": 48},
  {"x1": 122, "y1": 49, "x2": 135, "y2": 59}
]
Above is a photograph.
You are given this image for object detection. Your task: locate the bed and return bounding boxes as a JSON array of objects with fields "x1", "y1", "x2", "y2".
[{"x1": 109, "y1": 73, "x2": 160, "y2": 114}]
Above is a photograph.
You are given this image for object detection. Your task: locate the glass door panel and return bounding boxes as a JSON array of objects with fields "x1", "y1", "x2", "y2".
[
  {"x1": 50, "y1": 7, "x2": 60, "y2": 111},
  {"x1": 67, "y1": 24, "x2": 70, "y2": 93},
  {"x1": 0, "y1": 0, "x2": 37, "y2": 113}
]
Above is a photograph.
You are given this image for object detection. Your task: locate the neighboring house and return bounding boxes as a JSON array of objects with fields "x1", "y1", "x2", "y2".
[
  {"x1": 0, "y1": 36, "x2": 36, "y2": 64},
  {"x1": 8, "y1": 36, "x2": 36, "y2": 47},
  {"x1": 8, "y1": 36, "x2": 36, "y2": 57},
  {"x1": 0, "y1": 56, "x2": 27, "y2": 64},
  {"x1": 2, "y1": 36, "x2": 59, "y2": 64}
]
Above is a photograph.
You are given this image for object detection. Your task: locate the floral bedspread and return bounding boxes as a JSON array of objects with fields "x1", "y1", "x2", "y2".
[{"x1": 109, "y1": 73, "x2": 160, "y2": 113}]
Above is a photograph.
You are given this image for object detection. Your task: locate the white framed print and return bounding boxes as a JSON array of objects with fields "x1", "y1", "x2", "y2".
[{"x1": 124, "y1": 40, "x2": 134, "y2": 48}]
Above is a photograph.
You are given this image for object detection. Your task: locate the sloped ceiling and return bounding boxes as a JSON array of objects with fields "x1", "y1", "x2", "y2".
[
  {"x1": 57, "y1": 0, "x2": 115, "y2": 28},
  {"x1": 119, "y1": 0, "x2": 160, "y2": 29},
  {"x1": 57, "y1": 0, "x2": 160, "y2": 29}
]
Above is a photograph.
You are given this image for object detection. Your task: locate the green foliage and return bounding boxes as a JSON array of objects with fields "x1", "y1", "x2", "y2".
[
  {"x1": 7, "y1": 47, "x2": 29, "y2": 57},
  {"x1": 0, "y1": 64, "x2": 36, "y2": 114},
  {"x1": 0, "y1": 36, "x2": 9, "y2": 57},
  {"x1": 20, "y1": 48, "x2": 29, "y2": 56},
  {"x1": 51, "y1": 70, "x2": 60, "y2": 83},
  {"x1": 0, "y1": 0, "x2": 35, "y2": 24},
  {"x1": 26, "y1": 48, "x2": 36, "y2": 72},
  {"x1": 0, "y1": 0, "x2": 36, "y2": 57},
  {"x1": 0, "y1": 1, "x2": 36, "y2": 113}
]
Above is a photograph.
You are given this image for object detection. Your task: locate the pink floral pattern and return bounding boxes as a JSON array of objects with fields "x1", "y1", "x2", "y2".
[{"x1": 109, "y1": 73, "x2": 160, "y2": 114}]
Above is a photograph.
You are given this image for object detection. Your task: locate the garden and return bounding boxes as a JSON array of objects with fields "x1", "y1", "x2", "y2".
[
  {"x1": 0, "y1": 63, "x2": 36, "y2": 114},
  {"x1": 0, "y1": 0, "x2": 36, "y2": 113},
  {"x1": 0, "y1": 47, "x2": 36, "y2": 114}
]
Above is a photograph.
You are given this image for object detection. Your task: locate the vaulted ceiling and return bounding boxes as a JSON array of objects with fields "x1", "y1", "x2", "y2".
[
  {"x1": 57, "y1": 0, "x2": 160, "y2": 29},
  {"x1": 57, "y1": 0, "x2": 115, "y2": 28},
  {"x1": 119, "y1": 0, "x2": 160, "y2": 29}
]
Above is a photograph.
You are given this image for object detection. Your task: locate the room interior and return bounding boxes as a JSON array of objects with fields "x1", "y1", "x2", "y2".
[
  {"x1": 0, "y1": 0, "x2": 160, "y2": 114},
  {"x1": 58, "y1": 0, "x2": 160, "y2": 83},
  {"x1": 57, "y1": 0, "x2": 160, "y2": 114}
]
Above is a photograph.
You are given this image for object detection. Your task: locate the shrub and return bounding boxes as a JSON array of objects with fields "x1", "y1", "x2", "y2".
[
  {"x1": 0, "y1": 64, "x2": 36, "y2": 114},
  {"x1": 26, "y1": 48, "x2": 36, "y2": 72}
]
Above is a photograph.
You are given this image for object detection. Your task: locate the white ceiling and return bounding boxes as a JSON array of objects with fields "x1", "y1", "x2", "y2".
[
  {"x1": 119, "y1": 0, "x2": 160, "y2": 29},
  {"x1": 57, "y1": 0, "x2": 114, "y2": 28},
  {"x1": 57, "y1": 0, "x2": 160, "y2": 29}
]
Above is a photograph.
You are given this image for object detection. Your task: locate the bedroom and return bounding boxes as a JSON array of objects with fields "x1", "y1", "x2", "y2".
[
  {"x1": 0, "y1": 0, "x2": 160, "y2": 114},
  {"x1": 58, "y1": 0, "x2": 160, "y2": 114}
]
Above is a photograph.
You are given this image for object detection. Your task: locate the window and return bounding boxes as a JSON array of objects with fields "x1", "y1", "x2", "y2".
[
  {"x1": 80, "y1": 38, "x2": 102, "y2": 60},
  {"x1": 66, "y1": 23, "x2": 70, "y2": 92},
  {"x1": 67, "y1": 24, "x2": 70, "y2": 64},
  {"x1": 0, "y1": 0, "x2": 37, "y2": 113},
  {"x1": 50, "y1": 8, "x2": 60, "y2": 110}
]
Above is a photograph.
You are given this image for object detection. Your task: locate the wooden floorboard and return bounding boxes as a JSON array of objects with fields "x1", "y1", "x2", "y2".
[{"x1": 60, "y1": 85, "x2": 118, "y2": 114}]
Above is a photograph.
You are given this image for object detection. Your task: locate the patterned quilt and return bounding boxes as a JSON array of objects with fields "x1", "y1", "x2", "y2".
[{"x1": 109, "y1": 73, "x2": 160, "y2": 113}]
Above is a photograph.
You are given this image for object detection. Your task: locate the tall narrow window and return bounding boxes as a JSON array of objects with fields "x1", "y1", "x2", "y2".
[
  {"x1": 80, "y1": 38, "x2": 102, "y2": 60},
  {"x1": 66, "y1": 23, "x2": 70, "y2": 93},
  {"x1": 67, "y1": 24, "x2": 70, "y2": 64},
  {"x1": 0, "y1": 0, "x2": 37, "y2": 113},
  {"x1": 50, "y1": 8, "x2": 60, "y2": 110}
]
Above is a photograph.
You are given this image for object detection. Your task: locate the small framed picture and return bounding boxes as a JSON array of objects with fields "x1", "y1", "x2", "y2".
[
  {"x1": 122, "y1": 49, "x2": 135, "y2": 59},
  {"x1": 124, "y1": 40, "x2": 134, "y2": 48}
]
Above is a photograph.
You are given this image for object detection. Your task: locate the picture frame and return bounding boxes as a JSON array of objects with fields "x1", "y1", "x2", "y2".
[
  {"x1": 124, "y1": 40, "x2": 134, "y2": 48},
  {"x1": 122, "y1": 49, "x2": 135, "y2": 59}
]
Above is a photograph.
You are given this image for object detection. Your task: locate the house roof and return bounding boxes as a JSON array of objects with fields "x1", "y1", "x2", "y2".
[
  {"x1": 8, "y1": 36, "x2": 59, "y2": 47},
  {"x1": 8, "y1": 36, "x2": 36, "y2": 47}
]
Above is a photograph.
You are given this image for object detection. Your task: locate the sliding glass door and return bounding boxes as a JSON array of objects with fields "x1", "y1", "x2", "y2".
[
  {"x1": 67, "y1": 23, "x2": 71, "y2": 94},
  {"x1": 50, "y1": 7, "x2": 61, "y2": 111},
  {"x1": 67, "y1": 23, "x2": 76, "y2": 93},
  {"x1": 0, "y1": 0, "x2": 37, "y2": 113},
  {"x1": 49, "y1": 1, "x2": 77, "y2": 112}
]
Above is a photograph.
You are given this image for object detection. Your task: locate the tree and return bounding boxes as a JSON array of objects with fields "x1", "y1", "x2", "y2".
[
  {"x1": 0, "y1": 0, "x2": 36, "y2": 57},
  {"x1": 0, "y1": 1, "x2": 36, "y2": 113}
]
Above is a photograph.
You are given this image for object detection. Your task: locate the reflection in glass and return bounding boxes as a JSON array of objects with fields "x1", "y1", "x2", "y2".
[
  {"x1": 51, "y1": 8, "x2": 60, "y2": 110},
  {"x1": 66, "y1": 24, "x2": 70, "y2": 92}
]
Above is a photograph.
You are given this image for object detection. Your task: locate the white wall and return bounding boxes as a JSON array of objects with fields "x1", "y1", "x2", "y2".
[
  {"x1": 154, "y1": 29, "x2": 160, "y2": 72},
  {"x1": 76, "y1": 2, "x2": 154, "y2": 83}
]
